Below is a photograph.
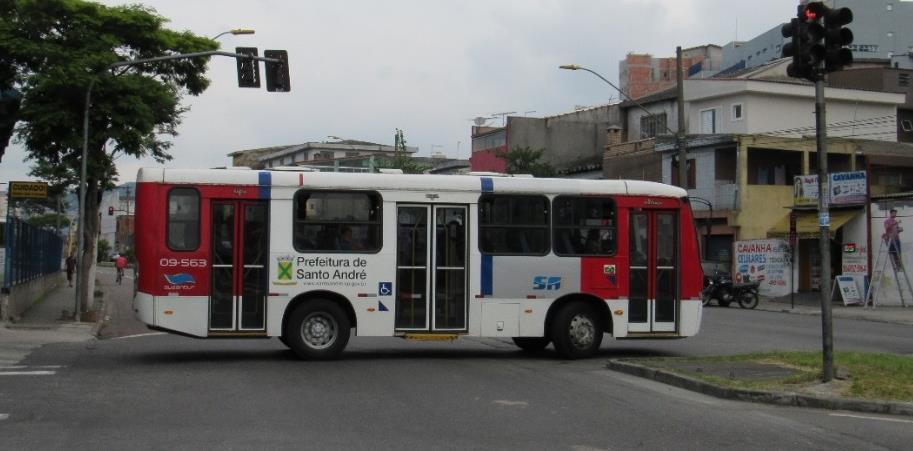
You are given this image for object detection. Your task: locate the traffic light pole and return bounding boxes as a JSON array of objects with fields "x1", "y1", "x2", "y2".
[
  {"x1": 815, "y1": 72, "x2": 835, "y2": 382},
  {"x1": 75, "y1": 50, "x2": 282, "y2": 320}
]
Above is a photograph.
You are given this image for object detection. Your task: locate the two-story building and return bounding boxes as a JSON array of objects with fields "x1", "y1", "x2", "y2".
[{"x1": 603, "y1": 60, "x2": 909, "y2": 293}]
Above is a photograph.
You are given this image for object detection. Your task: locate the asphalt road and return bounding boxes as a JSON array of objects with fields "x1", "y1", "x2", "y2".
[{"x1": 2, "y1": 279, "x2": 912, "y2": 449}]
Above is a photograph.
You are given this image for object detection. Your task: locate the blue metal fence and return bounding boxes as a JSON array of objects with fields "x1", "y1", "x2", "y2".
[{"x1": 2, "y1": 217, "x2": 64, "y2": 288}]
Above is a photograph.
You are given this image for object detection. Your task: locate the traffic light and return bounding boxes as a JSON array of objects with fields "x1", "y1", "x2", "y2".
[
  {"x1": 822, "y1": 6, "x2": 854, "y2": 73},
  {"x1": 0, "y1": 88, "x2": 22, "y2": 162},
  {"x1": 235, "y1": 47, "x2": 261, "y2": 88},
  {"x1": 781, "y1": 2, "x2": 853, "y2": 81},
  {"x1": 781, "y1": 3, "x2": 826, "y2": 82},
  {"x1": 264, "y1": 50, "x2": 290, "y2": 93}
]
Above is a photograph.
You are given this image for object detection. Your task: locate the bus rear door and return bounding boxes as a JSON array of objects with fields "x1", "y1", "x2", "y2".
[{"x1": 628, "y1": 210, "x2": 678, "y2": 333}]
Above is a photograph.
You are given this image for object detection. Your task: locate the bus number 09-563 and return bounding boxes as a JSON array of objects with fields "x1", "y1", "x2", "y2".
[{"x1": 160, "y1": 258, "x2": 207, "y2": 268}]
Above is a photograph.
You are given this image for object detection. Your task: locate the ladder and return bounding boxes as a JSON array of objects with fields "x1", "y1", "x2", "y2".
[{"x1": 865, "y1": 237, "x2": 911, "y2": 308}]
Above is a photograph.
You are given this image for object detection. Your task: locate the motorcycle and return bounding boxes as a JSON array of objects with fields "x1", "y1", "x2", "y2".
[{"x1": 702, "y1": 271, "x2": 760, "y2": 309}]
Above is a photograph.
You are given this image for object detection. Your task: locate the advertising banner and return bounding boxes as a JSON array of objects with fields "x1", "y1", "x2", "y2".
[
  {"x1": 793, "y1": 171, "x2": 867, "y2": 206},
  {"x1": 734, "y1": 239, "x2": 791, "y2": 297},
  {"x1": 829, "y1": 171, "x2": 867, "y2": 205},
  {"x1": 793, "y1": 175, "x2": 818, "y2": 207}
]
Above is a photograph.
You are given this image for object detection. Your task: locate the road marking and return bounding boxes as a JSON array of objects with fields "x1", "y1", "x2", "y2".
[
  {"x1": 829, "y1": 413, "x2": 913, "y2": 424},
  {"x1": 0, "y1": 365, "x2": 62, "y2": 370},
  {"x1": 0, "y1": 370, "x2": 56, "y2": 376},
  {"x1": 0, "y1": 414, "x2": 9, "y2": 421},
  {"x1": 492, "y1": 400, "x2": 528, "y2": 407},
  {"x1": 110, "y1": 332, "x2": 166, "y2": 340}
]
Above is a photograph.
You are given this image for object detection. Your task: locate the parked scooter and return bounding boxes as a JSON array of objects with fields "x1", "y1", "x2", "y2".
[{"x1": 702, "y1": 271, "x2": 760, "y2": 309}]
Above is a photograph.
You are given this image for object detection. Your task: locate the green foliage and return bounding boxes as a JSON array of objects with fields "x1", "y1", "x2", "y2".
[
  {"x1": 96, "y1": 238, "x2": 111, "y2": 262},
  {"x1": 1, "y1": 0, "x2": 218, "y2": 190},
  {"x1": 499, "y1": 146, "x2": 555, "y2": 177},
  {"x1": 25, "y1": 212, "x2": 70, "y2": 230}
]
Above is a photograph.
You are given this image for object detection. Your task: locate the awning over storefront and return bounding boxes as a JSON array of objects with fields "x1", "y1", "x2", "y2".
[{"x1": 767, "y1": 209, "x2": 862, "y2": 239}]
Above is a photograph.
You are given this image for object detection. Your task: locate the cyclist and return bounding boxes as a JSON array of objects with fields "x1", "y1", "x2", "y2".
[{"x1": 115, "y1": 254, "x2": 127, "y2": 285}]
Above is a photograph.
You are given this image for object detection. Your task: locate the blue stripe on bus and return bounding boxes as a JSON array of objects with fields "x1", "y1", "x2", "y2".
[
  {"x1": 481, "y1": 177, "x2": 494, "y2": 192},
  {"x1": 258, "y1": 172, "x2": 271, "y2": 199},
  {"x1": 481, "y1": 254, "x2": 493, "y2": 296}
]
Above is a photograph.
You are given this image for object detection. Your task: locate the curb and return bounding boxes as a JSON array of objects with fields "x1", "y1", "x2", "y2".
[{"x1": 607, "y1": 359, "x2": 913, "y2": 417}]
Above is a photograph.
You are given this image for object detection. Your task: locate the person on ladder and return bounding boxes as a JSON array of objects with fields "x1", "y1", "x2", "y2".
[{"x1": 884, "y1": 208, "x2": 903, "y2": 268}]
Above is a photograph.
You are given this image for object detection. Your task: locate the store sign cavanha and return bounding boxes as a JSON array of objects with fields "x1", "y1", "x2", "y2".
[{"x1": 9, "y1": 181, "x2": 49, "y2": 199}]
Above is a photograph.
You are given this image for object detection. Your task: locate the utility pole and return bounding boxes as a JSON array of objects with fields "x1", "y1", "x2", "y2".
[
  {"x1": 676, "y1": 46, "x2": 688, "y2": 189},
  {"x1": 815, "y1": 70, "x2": 834, "y2": 382}
]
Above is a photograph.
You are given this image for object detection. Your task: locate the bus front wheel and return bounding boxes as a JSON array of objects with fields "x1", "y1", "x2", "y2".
[
  {"x1": 286, "y1": 299, "x2": 351, "y2": 360},
  {"x1": 550, "y1": 302, "x2": 603, "y2": 359}
]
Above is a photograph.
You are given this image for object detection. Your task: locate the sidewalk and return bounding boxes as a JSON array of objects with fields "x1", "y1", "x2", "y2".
[
  {"x1": 0, "y1": 275, "x2": 99, "y2": 366},
  {"x1": 755, "y1": 291, "x2": 913, "y2": 326}
]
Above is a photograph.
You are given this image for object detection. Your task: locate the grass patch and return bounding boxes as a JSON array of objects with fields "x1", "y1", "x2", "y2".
[{"x1": 634, "y1": 351, "x2": 913, "y2": 403}]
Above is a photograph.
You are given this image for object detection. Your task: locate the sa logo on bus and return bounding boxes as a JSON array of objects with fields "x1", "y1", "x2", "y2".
[{"x1": 533, "y1": 276, "x2": 562, "y2": 290}]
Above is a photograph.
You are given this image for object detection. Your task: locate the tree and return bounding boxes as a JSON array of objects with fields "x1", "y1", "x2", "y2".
[
  {"x1": 1, "y1": 0, "x2": 217, "y2": 311},
  {"x1": 96, "y1": 239, "x2": 112, "y2": 263},
  {"x1": 499, "y1": 146, "x2": 555, "y2": 177},
  {"x1": 375, "y1": 128, "x2": 429, "y2": 174}
]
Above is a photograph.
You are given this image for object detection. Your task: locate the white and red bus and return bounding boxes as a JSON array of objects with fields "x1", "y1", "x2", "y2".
[{"x1": 134, "y1": 168, "x2": 703, "y2": 359}]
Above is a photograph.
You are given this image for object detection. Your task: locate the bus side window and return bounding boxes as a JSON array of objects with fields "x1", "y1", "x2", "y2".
[{"x1": 167, "y1": 188, "x2": 200, "y2": 251}]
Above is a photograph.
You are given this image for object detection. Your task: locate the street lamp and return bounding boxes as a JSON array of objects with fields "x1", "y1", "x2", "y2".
[
  {"x1": 211, "y1": 28, "x2": 256, "y2": 40},
  {"x1": 559, "y1": 64, "x2": 688, "y2": 188}
]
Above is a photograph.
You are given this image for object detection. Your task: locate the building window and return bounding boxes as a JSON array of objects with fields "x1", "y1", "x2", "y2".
[
  {"x1": 671, "y1": 158, "x2": 697, "y2": 189},
  {"x1": 700, "y1": 109, "x2": 717, "y2": 134},
  {"x1": 731, "y1": 103, "x2": 743, "y2": 121},
  {"x1": 902, "y1": 120, "x2": 913, "y2": 132},
  {"x1": 293, "y1": 191, "x2": 382, "y2": 252},
  {"x1": 640, "y1": 112, "x2": 668, "y2": 139},
  {"x1": 899, "y1": 73, "x2": 910, "y2": 88},
  {"x1": 478, "y1": 195, "x2": 549, "y2": 255},
  {"x1": 167, "y1": 188, "x2": 200, "y2": 251},
  {"x1": 553, "y1": 196, "x2": 616, "y2": 256}
]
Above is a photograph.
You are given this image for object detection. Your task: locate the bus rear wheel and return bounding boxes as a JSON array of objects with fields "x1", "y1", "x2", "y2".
[
  {"x1": 550, "y1": 302, "x2": 603, "y2": 359},
  {"x1": 286, "y1": 299, "x2": 351, "y2": 360},
  {"x1": 512, "y1": 337, "x2": 550, "y2": 352}
]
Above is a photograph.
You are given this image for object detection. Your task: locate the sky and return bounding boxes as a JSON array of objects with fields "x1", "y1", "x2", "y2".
[{"x1": 1, "y1": 0, "x2": 799, "y2": 185}]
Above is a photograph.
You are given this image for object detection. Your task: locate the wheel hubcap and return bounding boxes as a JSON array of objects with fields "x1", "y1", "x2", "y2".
[
  {"x1": 568, "y1": 314, "x2": 596, "y2": 349},
  {"x1": 301, "y1": 312, "x2": 337, "y2": 349}
]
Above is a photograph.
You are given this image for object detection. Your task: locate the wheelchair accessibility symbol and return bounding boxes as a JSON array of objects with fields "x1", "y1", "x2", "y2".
[{"x1": 378, "y1": 282, "x2": 393, "y2": 296}]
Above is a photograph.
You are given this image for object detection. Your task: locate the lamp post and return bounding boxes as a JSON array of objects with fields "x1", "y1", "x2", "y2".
[
  {"x1": 559, "y1": 64, "x2": 688, "y2": 188},
  {"x1": 211, "y1": 28, "x2": 255, "y2": 40}
]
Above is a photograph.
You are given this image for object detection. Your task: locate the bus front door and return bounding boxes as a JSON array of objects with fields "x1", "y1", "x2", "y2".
[
  {"x1": 628, "y1": 210, "x2": 678, "y2": 333},
  {"x1": 394, "y1": 205, "x2": 468, "y2": 332},
  {"x1": 209, "y1": 200, "x2": 269, "y2": 333}
]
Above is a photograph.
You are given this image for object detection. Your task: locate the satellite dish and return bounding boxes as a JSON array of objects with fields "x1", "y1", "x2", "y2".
[{"x1": 469, "y1": 116, "x2": 491, "y2": 126}]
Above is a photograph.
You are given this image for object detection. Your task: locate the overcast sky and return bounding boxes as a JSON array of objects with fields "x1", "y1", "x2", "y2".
[{"x1": 1, "y1": 0, "x2": 798, "y2": 185}]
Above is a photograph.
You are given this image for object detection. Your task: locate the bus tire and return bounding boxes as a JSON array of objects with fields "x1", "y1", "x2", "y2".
[
  {"x1": 286, "y1": 299, "x2": 350, "y2": 360},
  {"x1": 512, "y1": 337, "x2": 550, "y2": 352},
  {"x1": 550, "y1": 302, "x2": 603, "y2": 359}
]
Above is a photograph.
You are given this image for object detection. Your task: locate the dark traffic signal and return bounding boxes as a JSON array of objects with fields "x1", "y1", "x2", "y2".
[
  {"x1": 264, "y1": 50, "x2": 290, "y2": 93},
  {"x1": 823, "y1": 6, "x2": 854, "y2": 72},
  {"x1": 235, "y1": 47, "x2": 261, "y2": 88},
  {"x1": 781, "y1": 2, "x2": 853, "y2": 82}
]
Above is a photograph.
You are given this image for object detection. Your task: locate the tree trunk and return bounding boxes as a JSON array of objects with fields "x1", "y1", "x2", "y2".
[{"x1": 77, "y1": 180, "x2": 101, "y2": 315}]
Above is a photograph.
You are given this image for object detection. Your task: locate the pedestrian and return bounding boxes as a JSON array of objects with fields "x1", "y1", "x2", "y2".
[
  {"x1": 884, "y1": 208, "x2": 904, "y2": 267},
  {"x1": 115, "y1": 254, "x2": 127, "y2": 284},
  {"x1": 65, "y1": 254, "x2": 77, "y2": 287}
]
